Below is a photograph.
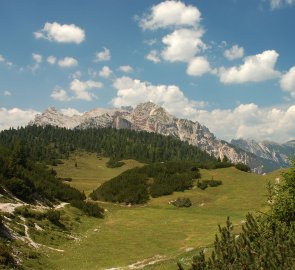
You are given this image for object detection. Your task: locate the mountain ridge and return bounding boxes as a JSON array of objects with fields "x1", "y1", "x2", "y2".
[{"x1": 29, "y1": 102, "x2": 294, "y2": 173}]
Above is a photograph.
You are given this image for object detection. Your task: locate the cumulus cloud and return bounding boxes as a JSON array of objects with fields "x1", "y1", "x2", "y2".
[
  {"x1": 31, "y1": 53, "x2": 42, "y2": 72},
  {"x1": 193, "y1": 104, "x2": 295, "y2": 143},
  {"x1": 161, "y1": 28, "x2": 206, "y2": 62},
  {"x1": 0, "y1": 54, "x2": 5, "y2": 62},
  {"x1": 224, "y1": 45, "x2": 244, "y2": 60},
  {"x1": 187, "y1": 56, "x2": 212, "y2": 76},
  {"x1": 269, "y1": 0, "x2": 295, "y2": 9},
  {"x1": 139, "y1": 1, "x2": 201, "y2": 30},
  {"x1": 47, "y1": 55, "x2": 56, "y2": 64},
  {"x1": 34, "y1": 22, "x2": 85, "y2": 44},
  {"x1": 280, "y1": 66, "x2": 295, "y2": 98},
  {"x1": 99, "y1": 66, "x2": 112, "y2": 78},
  {"x1": 32, "y1": 53, "x2": 42, "y2": 63},
  {"x1": 51, "y1": 88, "x2": 70, "y2": 101},
  {"x1": 3, "y1": 91, "x2": 12, "y2": 96},
  {"x1": 94, "y1": 48, "x2": 111, "y2": 62},
  {"x1": 60, "y1": 108, "x2": 82, "y2": 116},
  {"x1": 112, "y1": 76, "x2": 206, "y2": 118},
  {"x1": 58, "y1": 57, "x2": 78, "y2": 68},
  {"x1": 146, "y1": 50, "x2": 161, "y2": 63},
  {"x1": 70, "y1": 79, "x2": 103, "y2": 101},
  {"x1": 218, "y1": 50, "x2": 280, "y2": 84},
  {"x1": 119, "y1": 65, "x2": 133, "y2": 73},
  {"x1": 0, "y1": 108, "x2": 39, "y2": 131}
]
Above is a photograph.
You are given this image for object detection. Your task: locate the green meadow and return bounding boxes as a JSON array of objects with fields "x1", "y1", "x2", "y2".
[{"x1": 23, "y1": 153, "x2": 280, "y2": 270}]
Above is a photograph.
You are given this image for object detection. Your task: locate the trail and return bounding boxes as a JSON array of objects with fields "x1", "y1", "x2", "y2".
[{"x1": 104, "y1": 255, "x2": 168, "y2": 270}]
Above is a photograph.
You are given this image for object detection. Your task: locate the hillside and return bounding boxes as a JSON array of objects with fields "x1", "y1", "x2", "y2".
[{"x1": 1, "y1": 151, "x2": 279, "y2": 270}]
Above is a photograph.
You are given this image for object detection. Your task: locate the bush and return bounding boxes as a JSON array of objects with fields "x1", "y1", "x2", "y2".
[
  {"x1": 202, "y1": 179, "x2": 222, "y2": 187},
  {"x1": 5, "y1": 177, "x2": 34, "y2": 202},
  {"x1": 14, "y1": 206, "x2": 45, "y2": 220},
  {"x1": 70, "y1": 200, "x2": 104, "y2": 218},
  {"x1": 171, "y1": 197, "x2": 192, "y2": 208},
  {"x1": 46, "y1": 209, "x2": 61, "y2": 224},
  {"x1": 0, "y1": 243, "x2": 15, "y2": 267},
  {"x1": 197, "y1": 181, "x2": 208, "y2": 190},
  {"x1": 235, "y1": 163, "x2": 251, "y2": 172}
]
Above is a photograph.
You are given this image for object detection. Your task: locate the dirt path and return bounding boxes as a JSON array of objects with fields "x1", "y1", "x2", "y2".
[
  {"x1": 0, "y1": 203, "x2": 24, "y2": 213},
  {"x1": 105, "y1": 255, "x2": 168, "y2": 270}
]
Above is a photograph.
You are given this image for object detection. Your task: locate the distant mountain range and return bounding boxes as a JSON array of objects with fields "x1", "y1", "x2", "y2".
[{"x1": 29, "y1": 102, "x2": 295, "y2": 173}]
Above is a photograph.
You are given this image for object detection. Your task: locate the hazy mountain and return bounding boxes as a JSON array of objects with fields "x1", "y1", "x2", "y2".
[
  {"x1": 231, "y1": 138, "x2": 295, "y2": 168},
  {"x1": 29, "y1": 102, "x2": 293, "y2": 173}
]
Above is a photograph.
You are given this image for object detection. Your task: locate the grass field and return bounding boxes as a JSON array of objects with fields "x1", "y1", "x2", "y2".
[
  {"x1": 51, "y1": 152, "x2": 144, "y2": 194},
  {"x1": 24, "y1": 153, "x2": 282, "y2": 270}
]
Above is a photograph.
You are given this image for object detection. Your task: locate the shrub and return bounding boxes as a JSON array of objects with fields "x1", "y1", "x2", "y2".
[
  {"x1": 235, "y1": 163, "x2": 251, "y2": 172},
  {"x1": 5, "y1": 177, "x2": 34, "y2": 202},
  {"x1": 47, "y1": 209, "x2": 61, "y2": 224},
  {"x1": 171, "y1": 197, "x2": 192, "y2": 208},
  {"x1": 70, "y1": 200, "x2": 104, "y2": 218},
  {"x1": 0, "y1": 243, "x2": 15, "y2": 267}
]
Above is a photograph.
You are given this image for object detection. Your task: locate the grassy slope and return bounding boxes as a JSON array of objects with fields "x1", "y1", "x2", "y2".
[
  {"x1": 22, "y1": 153, "x2": 281, "y2": 270},
  {"x1": 51, "y1": 152, "x2": 144, "y2": 194}
]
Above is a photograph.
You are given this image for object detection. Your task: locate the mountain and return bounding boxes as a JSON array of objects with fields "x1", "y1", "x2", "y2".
[
  {"x1": 29, "y1": 102, "x2": 292, "y2": 173},
  {"x1": 231, "y1": 138, "x2": 295, "y2": 169}
]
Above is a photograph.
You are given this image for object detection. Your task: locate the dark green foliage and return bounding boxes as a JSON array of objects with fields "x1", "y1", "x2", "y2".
[
  {"x1": 235, "y1": 163, "x2": 251, "y2": 172},
  {"x1": 92, "y1": 161, "x2": 201, "y2": 204},
  {"x1": 70, "y1": 200, "x2": 104, "y2": 218},
  {"x1": 179, "y1": 161, "x2": 295, "y2": 270},
  {"x1": 197, "y1": 181, "x2": 208, "y2": 190},
  {"x1": 197, "y1": 179, "x2": 222, "y2": 190},
  {"x1": 4, "y1": 177, "x2": 33, "y2": 202},
  {"x1": 0, "y1": 143, "x2": 85, "y2": 204},
  {"x1": 90, "y1": 169, "x2": 149, "y2": 204},
  {"x1": 171, "y1": 197, "x2": 192, "y2": 208},
  {"x1": 14, "y1": 206, "x2": 45, "y2": 220},
  {"x1": 46, "y1": 209, "x2": 61, "y2": 224},
  {"x1": 0, "y1": 243, "x2": 16, "y2": 268},
  {"x1": 0, "y1": 125, "x2": 218, "y2": 167}
]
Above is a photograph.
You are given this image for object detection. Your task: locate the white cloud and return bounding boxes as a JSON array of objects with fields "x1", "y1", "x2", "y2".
[
  {"x1": 161, "y1": 28, "x2": 206, "y2": 62},
  {"x1": 269, "y1": 0, "x2": 295, "y2": 9},
  {"x1": 0, "y1": 54, "x2": 5, "y2": 62},
  {"x1": 70, "y1": 71, "x2": 82, "y2": 79},
  {"x1": 140, "y1": 1, "x2": 201, "y2": 30},
  {"x1": 224, "y1": 45, "x2": 244, "y2": 60},
  {"x1": 51, "y1": 88, "x2": 70, "y2": 101},
  {"x1": 146, "y1": 50, "x2": 161, "y2": 63},
  {"x1": 60, "y1": 108, "x2": 82, "y2": 116},
  {"x1": 187, "y1": 56, "x2": 212, "y2": 76},
  {"x1": 34, "y1": 22, "x2": 85, "y2": 44},
  {"x1": 280, "y1": 66, "x2": 295, "y2": 98},
  {"x1": 112, "y1": 76, "x2": 205, "y2": 118},
  {"x1": 32, "y1": 53, "x2": 42, "y2": 63},
  {"x1": 0, "y1": 108, "x2": 39, "y2": 131},
  {"x1": 218, "y1": 50, "x2": 280, "y2": 84},
  {"x1": 193, "y1": 104, "x2": 295, "y2": 143},
  {"x1": 58, "y1": 57, "x2": 78, "y2": 68},
  {"x1": 31, "y1": 53, "x2": 42, "y2": 72},
  {"x1": 99, "y1": 66, "x2": 112, "y2": 78},
  {"x1": 119, "y1": 65, "x2": 133, "y2": 73},
  {"x1": 70, "y1": 79, "x2": 103, "y2": 101},
  {"x1": 94, "y1": 48, "x2": 111, "y2": 62},
  {"x1": 47, "y1": 55, "x2": 56, "y2": 64},
  {"x1": 3, "y1": 91, "x2": 12, "y2": 96},
  {"x1": 112, "y1": 76, "x2": 295, "y2": 142}
]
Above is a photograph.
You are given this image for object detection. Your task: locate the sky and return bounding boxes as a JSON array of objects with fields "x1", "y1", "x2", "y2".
[{"x1": 1, "y1": 0, "x2": 295, "y2": 143}]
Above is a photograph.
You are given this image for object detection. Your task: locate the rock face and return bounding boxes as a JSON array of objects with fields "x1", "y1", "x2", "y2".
[
  {"x1": 231, "y1": 138, "x2": 295, "y2": 170},
  {"x1": 29, "y1": 102, "x2": 294, "y2": 173}
]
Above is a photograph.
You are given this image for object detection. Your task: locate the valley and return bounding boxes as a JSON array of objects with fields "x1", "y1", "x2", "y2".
[{"x1": 3, "y1": 152, "x2": 275, "y2": 270}]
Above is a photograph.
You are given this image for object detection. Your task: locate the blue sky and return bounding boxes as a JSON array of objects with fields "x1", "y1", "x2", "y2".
[{"x1": 1, "y1": 0, "x2": 295, "y2": 142}]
